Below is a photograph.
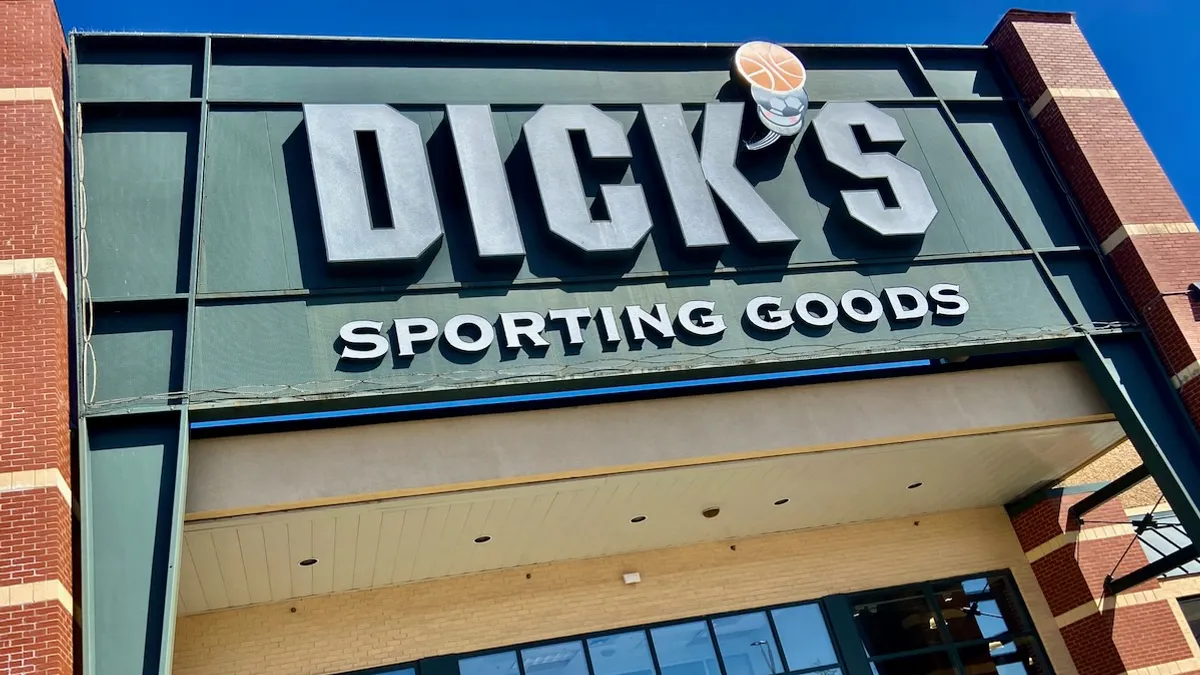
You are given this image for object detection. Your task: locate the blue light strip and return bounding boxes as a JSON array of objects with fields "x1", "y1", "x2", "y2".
[{"x1": 190, "y1": 358, "x2": 935, "y2": 430}]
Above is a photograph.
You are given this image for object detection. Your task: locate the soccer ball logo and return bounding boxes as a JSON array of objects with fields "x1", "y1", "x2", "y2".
[{"x1": 733, "y1": 41, "x2": 809, "y2": 151}]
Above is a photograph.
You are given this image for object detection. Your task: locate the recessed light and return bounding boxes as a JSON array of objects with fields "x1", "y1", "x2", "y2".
[
  {"x1": 702, "y1": 506, "x2": 721, "y2": 519},
  {"x1": 630, "y1": 515, "x2": 647, "y2": 523},
  {"x1": 907, "y1": 482, "x2": 923, "y2": 490},
  {"x1": 773, "y1": 498, "x2": 790, "y2": 506},
  {"x1": 298, "y1": 558, "x2": 318, "y2": 567},
  {"x1": 474, "y1": 535, "x2": 492, "y2": 544}
]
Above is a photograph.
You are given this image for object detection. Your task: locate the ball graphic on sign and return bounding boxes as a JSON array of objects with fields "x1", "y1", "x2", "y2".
[{"x1": 733, "y1": 41, "x2": 810, "y2": 150}]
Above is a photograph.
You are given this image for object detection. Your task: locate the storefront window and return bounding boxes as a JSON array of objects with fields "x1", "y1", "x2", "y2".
[
  {"x1": 461, "y1": 652, "x2": 520, "y2": 675},
  {"x1": 522, "y1": 642, "x2": 589, "y2": 675},
  {"x1": 712, "y1": 612, "x2": 784, "y2": 675},
  {"x1": 853, "y1": 590, "x2": 945, "y2": 657},
  {"x1": 957, "y1": 638, "x2": 1047, "y2": 675},
  {"x1": 933, "y1": 576, "x2": 1026, "y2": 643},
  {"x1": 588, "y1": 631, "x2": 656, "y2": 675},
  {"x1": 869, "y1": 651, "x2": 955, "y2": 675},
  {"x1": 1177, "y1": 596, "x2": 1200, "y2": 644},
  {"x1": 852, "y1": 574, "x2": 1050, "y2": 675},
  {"x1": 414, "y1": 572, "x2": 1051, "y2": 675},
  {"x1": 651, "y1": 622, "x2": 721, "y2": 675},
  {"x1": 770, "y1": 604, "x2": 839, "y2": 672}
]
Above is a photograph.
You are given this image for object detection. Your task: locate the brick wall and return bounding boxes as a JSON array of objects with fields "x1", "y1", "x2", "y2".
[
  {"x1": 1011, "y1": 491, "x2": 1200, "y2": 674},
  {"x1": 172, "y1": 507, "x2": 1075, "y2": 675},
  {"x1": 0, "y1": 1, "x2": 73, "y2": 674},
  {"x1": 988, "y1": 10, "x2": 1200, "y2": 425},
  {"x1": 989, "y1": 12, "x2": 1200, "y2": 673}
]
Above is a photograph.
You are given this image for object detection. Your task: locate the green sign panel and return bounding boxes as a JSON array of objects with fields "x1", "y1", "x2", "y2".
[{"x1": 75, "y1": 36, "x2": 1125, "y2": 412}]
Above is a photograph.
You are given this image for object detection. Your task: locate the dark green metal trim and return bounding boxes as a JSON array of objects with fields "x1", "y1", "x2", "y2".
[
  {"x1": 173, "y1": 336, "x2": 1089, "y2": 430},
  {"x1": 910, "y1": 46, "x2": 1087, "y2": 332},
  {"x1": 985, "y1": 48, "x2": 1139, "y2": 322},
  {"x1": 1068, "y1": 465, "x2": 1150, "y2": 522},
  {"x1": 822, "y1": 595, "x2": 871, "y2": 675},
  {"x1": 71, "y1": 30, "x2": 990, "y2": 51},
  {"x1": 704, "y1": 618, "x2": 731, "y2": 675},
  {"x1": 1106, "y1": 544, "x2": 1199, "y2": 595},
  {"x1": 1005, "y1": 482, "x2": 1114, "y2": 519},
  {"x1": 156, "y1": 411, "x2": 191, "y2": 675},
  {"x1": 184, "y1": 249, "x2": 1076, "y2": 302},
  {"x1": 76, "y1": 416, "x2": 96, "y2": 675},
  {"x1": 1077, "y1": 334, "x2": 1200, "y2": 550},
  {"x1": 90, "y1": 293, "x2": 189, "y2": 305}
]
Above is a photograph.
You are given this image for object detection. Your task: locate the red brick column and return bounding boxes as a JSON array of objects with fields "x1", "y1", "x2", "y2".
[
  {"x1": 988, "y1": 11, "x2": 1200, "y2": 425},
  {"x1": 0, "y1": 1, "x2": 73, "y2": 674},
  {"x1": 1012, "y1": 493, "x2": 1197, "y2": 674}
]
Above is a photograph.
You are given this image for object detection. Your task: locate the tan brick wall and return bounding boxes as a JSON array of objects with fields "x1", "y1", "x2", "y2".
[{"x1": 173, "y1": 507, "x2": 1075, "y2": 675}]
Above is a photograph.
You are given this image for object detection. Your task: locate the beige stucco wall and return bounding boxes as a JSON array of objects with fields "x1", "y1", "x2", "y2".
[
  {"x1": 1061, "y1": 440, "x2": 1164, "y2": 509},
  {"x1": 172, "y1": 507, "x2": 1075, "y2": 675},
  {"x1": 188, "y1": 362, "x2": 1113, "y2": 518}
]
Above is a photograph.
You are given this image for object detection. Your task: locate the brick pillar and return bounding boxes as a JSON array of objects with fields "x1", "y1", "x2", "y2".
[
  {"x1": 988, "y1": 11, "x2": 1200, "y2": 425},
  {"x1": 1012, "y1": 494, "x2": 1197, "y2": 674},
  {"x1": 0, "y1": 1, "x2": 73, "y2": 674}
]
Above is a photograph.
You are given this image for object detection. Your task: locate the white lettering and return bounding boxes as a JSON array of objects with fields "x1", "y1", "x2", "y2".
[
  {"x1": 745, "y1": 296, "x2": 794, "y2": 331},
  {"x1": 393, "y1": 317, "x2": 439, "y2": 356},
  {"x1": 840, "y1": 289, "x2": 884, "y2": 324},
  {"x1": 548, "y1": 307, "x2": 592, "y2": 346},
  {"x1": 929, "y1": 283, "x2": 970, "y2": 316},
  {"x1": 444, "y1": 314, "x2": 496, "y2": 352},
  {"x1": 597, "y1": 306, "x2": 622, "y2": 344},
  {"x1": 500, "y1": 311, "x2": 550, "y2": 349},
  {"x1": 677, "y1": 300, "x2": 726, "y2": 337},
  {"x1": 339, "y1": 320, "x2": 389, "y2": 360},
  {"x1": 794, "y1": 293, "x2": 839, "y2": 327},
  {"x1": 626, "y1": 304, "x2": 675, "y2": 340},
  {"x1": 883, "y1": 286, "x2": 929, "y2": 321}
]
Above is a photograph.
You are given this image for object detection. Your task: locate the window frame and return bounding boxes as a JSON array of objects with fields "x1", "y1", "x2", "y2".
[
  {"x1": 343, "y1": 570, "x2": 1052, "y2": 675},
  {"x1": 844, "y1": 571, "x2": 1054, "y2": 674}
]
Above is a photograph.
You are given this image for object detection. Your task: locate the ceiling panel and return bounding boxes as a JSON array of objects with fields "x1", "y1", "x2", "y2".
[{"x1": 179, "y1": 420, "x2": 1123, "y2": 615}]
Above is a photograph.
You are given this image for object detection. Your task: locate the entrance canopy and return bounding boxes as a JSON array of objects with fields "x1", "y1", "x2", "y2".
[{"x1": 179, "y1": 361, "x2": 1122, "y2": 614}]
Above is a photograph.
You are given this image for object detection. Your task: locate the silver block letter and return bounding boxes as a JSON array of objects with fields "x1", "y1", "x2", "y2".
[
  {"x1": 929, "y1": 283, "x2": 970, "y2": 317},
  {"x1": 677, "y1": 300, "x2": 726, "y2": 337},
  {"x1": 304, "y1": 104, "x2": 443, "y2": 263},
  {"x1": 883, "y1": 286, "x2": 929, "y2": 320},
  {"x1": 447, "y1": 105, "x2": 524, "y2": 259},
  {"x1": 393, "y1": 317, "x2": 439, "y2": 357},
  {"x1": 642, "y1": 104, "x2": 726, "y2": 247},
  {"x1": 548, "y1": 307, "x2": 592, "y2": 346},
  {"x1": 644, "y1": 104, "x2": 797, "y2": 247},
  {"x1": 745, "y1": 296, "x2": 794, "y2": 331},
  {"x1": 524, "y1": 105, "x2": 652, "y2": 253},
  {"x1": 500, "y1": 312, "x2": 550, "y2": 349},
  {"x1": 812, "y1": 101, "x2": 938, "y2": 237},
  {"x1": 699, "y1": 103, "x2": 798, "y2": 245},
  {"x1": 339, "y1": 321, "x2": 389, "y2": 360}
]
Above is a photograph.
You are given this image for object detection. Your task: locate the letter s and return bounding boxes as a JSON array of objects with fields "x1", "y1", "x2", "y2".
[
  {"x1": 812, "y1": 101, "x2": 938, "y2": 237},
  {"x1": 339, "y1": 320, "x2": 389, "y2": 359},
  {"x1": 929, "y1": 283, "x2": 970, "y2": 317}
]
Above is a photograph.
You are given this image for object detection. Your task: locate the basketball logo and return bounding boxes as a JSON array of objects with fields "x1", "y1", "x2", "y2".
[{"x1": 733, "y1": 41, "x2": 809, "y2": 151}]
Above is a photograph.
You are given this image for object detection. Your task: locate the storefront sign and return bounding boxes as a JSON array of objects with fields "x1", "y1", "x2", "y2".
[
  {"x1": 314, "y1": 42, "x2": 955, "y2": 363},
  {"x1": 338, "y1": 283, "x2": 968, "y2": 360},
  {"x1": 304, "y1": 42, "x2": 938, "y2": 268}
]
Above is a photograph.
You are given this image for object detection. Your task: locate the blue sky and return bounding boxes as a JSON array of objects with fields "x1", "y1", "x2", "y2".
[{"x1": 58, "y1": 0, "x2": 1198, "y2": 221}]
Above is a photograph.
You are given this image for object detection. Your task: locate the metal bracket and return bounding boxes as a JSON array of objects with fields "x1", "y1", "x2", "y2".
[
  {"x1": 1068, "y1": 464, "x2": 1150, "y2": 523},
  {"x1": 1105, "y1": 544, "x2": 1199, "y2": 596}
]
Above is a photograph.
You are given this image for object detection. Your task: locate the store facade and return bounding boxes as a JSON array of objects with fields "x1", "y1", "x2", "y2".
[{"x1": 4, "y1": 3, "x2": 1200, "y2": 675}]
